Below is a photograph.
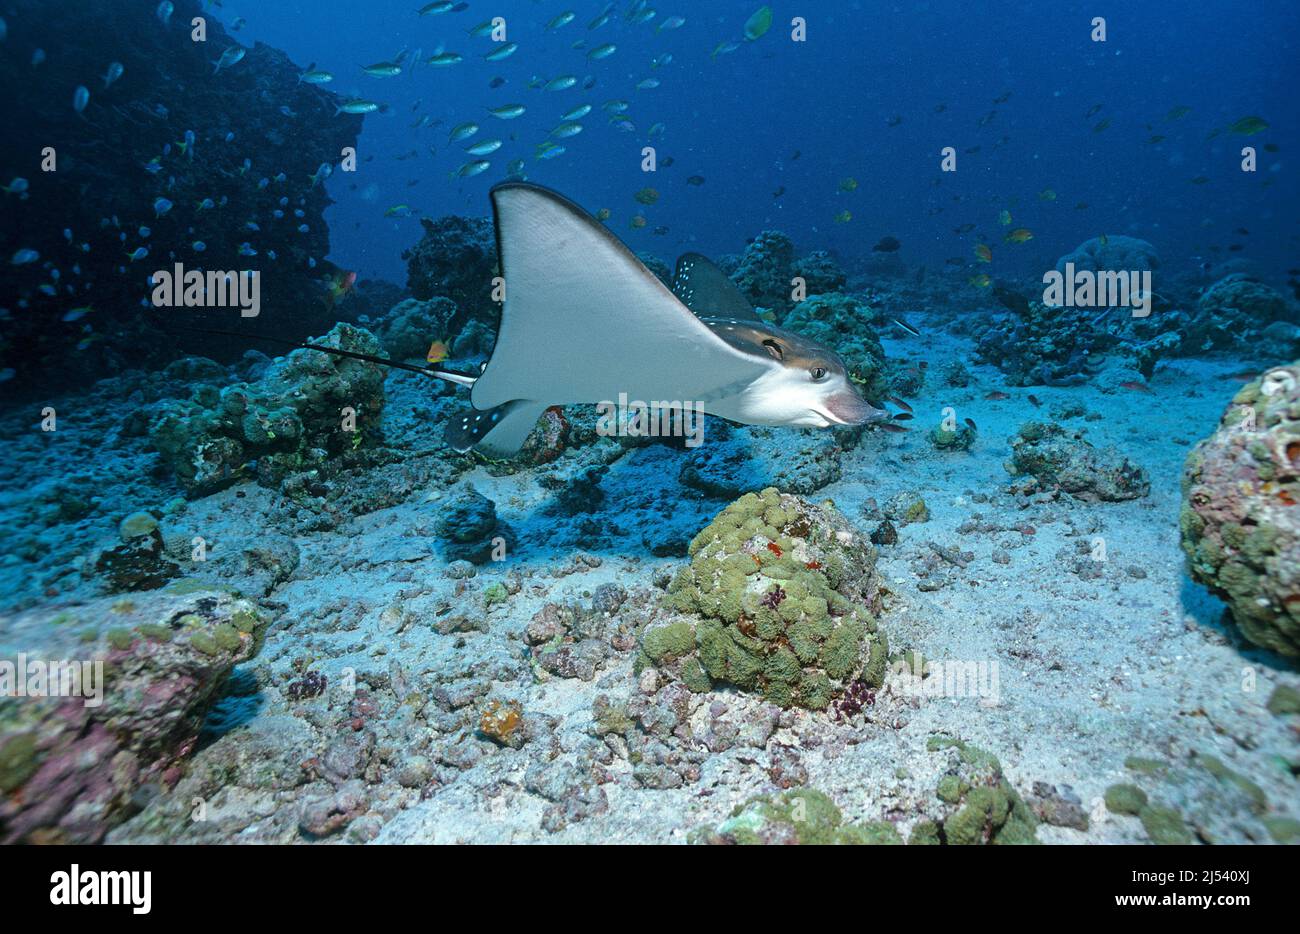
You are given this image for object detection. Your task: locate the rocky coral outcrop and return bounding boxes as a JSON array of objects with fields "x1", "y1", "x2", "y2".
[
  {"x1": 0, "y1": 587, "x2": 268, "y2": 843},
  {"x1": 149, "y1": 323, "x2": 387, "y2": 496},
  {"x1": 1007, "y1": 421, "x2": 1149, "y2": 501},
  {"x1": 401, "y1": 214, "x2": 497, "y2": 334},
  {"x1": 1056, "y1": 235, "x2": 1160, "y2": 275},
  {"x1": 975, "y1": 300, "x2": 1109, "y2": 387},
  {"x1": 690, "y1": 787, "x2": 902, "y2": 845},
  {"x1": 730, "y1": 231, "x2": 796, "y2": 316},
  {"x1": 642, "y1": 489, "x2": 888, "y2": 710},
  {"x1": 1181, "y1": 363, "x2": 1300, "y2": 656},
  {"x1": 372, "y1": 297, "x2": 462, "y2": 362},
  {"x1": 908, "y1": 737, "x2": 1039, "y2": 845},
  {"x1": 679, "y1": 423, "x2": 842, "y2": 497}
]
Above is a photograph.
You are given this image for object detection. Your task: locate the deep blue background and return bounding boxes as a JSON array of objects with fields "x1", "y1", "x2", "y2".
[{"x1": 223, "y1": 0, "x2": 1298, "y2": 285}]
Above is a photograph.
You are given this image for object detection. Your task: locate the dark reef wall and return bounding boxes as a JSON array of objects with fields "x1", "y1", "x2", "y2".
[{"x1": 0, "y1": 0, "x2": 361, "y2": 397}]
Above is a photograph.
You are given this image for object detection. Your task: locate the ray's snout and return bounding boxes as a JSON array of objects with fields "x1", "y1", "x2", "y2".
[{"x1": 824, "y1": 390, "x2": 889, "y2": 425}]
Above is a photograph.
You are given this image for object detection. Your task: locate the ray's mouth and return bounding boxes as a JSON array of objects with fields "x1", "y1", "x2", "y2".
[{"x1": 821, "y1": 391, "x2": 889, "y2": 426}]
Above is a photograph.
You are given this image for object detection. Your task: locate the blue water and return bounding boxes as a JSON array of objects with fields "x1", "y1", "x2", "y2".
[{"x1": 230, "y1": 0, "x2": 1300, "y2": 282}]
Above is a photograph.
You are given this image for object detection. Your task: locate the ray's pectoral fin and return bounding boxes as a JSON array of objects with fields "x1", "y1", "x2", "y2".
[
  {"x1": 445, "y1": 401, "x2": 550, "y2": 457},
  {"x1": 671, "y1": 252, "x2": 764, "y2": 323}
]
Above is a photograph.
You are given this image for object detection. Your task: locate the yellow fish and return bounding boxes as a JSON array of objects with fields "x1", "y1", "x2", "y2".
[
  {"x1": 969, "y1": 273, "x2": 991, "y2": 288},
  {"x1": 426, "y1": 340, "x2": 450, "y2": 364},
  {"x1": 1004, "y1": 228, "x2": 1034, "y2": 243},
  {"x1": 974, "y1": 243, "x2": 992, "y2": 262},
  {"x1": 834, "y1": 210, "x2": 852, "y2": 223},
  {"x1": 998, "y1": 210, "x2": 1012, "y2": 226}
]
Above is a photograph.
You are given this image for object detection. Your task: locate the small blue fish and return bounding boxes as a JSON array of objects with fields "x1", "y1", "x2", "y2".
[
  {"x1": 11, "y1": 249, "x2": 39, "y2": 265},
  {"x1": 73, "y1": 86, "x2": 90, "y2": 113},
  {"x1": 297, "y1": 224, "x2": 310, "y2": 233},
  {"x1": 156, "y1": 2, "x2": 174, "y2": 26},
  {"x1": 31, "y1": 49, "x2": 46, "y2": 67},
  {"x1": 192, "y1": 241, "x2": 206, "y2": 252},
  {"x1": 2, "y1": 177, "x2": 29, "y2": 195},
  {"x1": 125, "y1": 247, "x2": 149, "y2": 262},
  {"x1": 213, "y1": 46, "x2": 246, "y2": 74},
  {"x1": 138, "y1": 226, "x2": 151, "y2": 238},
  {"x1": 153, "y1": 197, "x2": 173, "y2": 217},
  {"x1": 103, "y1": 62, "x2": 124, "y2": 88},
  {"x1": 238, "y1": 242, "x2": 257, "y2": 256}
]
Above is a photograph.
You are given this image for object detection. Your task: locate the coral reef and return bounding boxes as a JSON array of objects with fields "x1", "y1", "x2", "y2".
[
  {"x1": 0, "y1": 0, "x2": 361, "y2": 396},
  {"x1": 1007, "y1": 421, "x2": 1150, "y2": 501},
  {"x1": 0, "y1": 587, "x2": 266, "y2": 843},
  {"x1": 149, "y1": 324, "x2": 387, "y2": 496},
  {"x1": 644, "y1": 489, "x2": 888, "y2": 710},
  {"x1": 1180, "y1": 363, "x2": 1300, "y2": 656}
]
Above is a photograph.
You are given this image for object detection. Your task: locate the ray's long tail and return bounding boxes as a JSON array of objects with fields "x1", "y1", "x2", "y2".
[{"x1": 170, "y1": 326, "x2": 480, "y2": 387}]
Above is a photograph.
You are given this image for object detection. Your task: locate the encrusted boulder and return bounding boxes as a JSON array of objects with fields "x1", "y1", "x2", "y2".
[
  {"x1": 642, "y1": 489, "x2": 888, "y2": 710},
  {"x1": 679, "y1": 423, "x2": 842, "y2": 498},
  {"x1": 1007, "y1": 421, "x2": 1149, "y2": 501},
  {"x1": 908, "y1": 737, "x2": 1040, "y2": 845},
  {"x1": 730, "y1": 231, "x2": 796, "y2": 316},
  {"x1": 0, "y1": 586, "x2": 268, "y2": 843},
  {"x1": 149, "y1": 323, "x2": 387, "y2": 496},
  {"x1": 372, "y1": 297, "x2": 461, "y2": 362},
  {"x1": 1181, "y1": 363, "x2": 1300, "y2": 656},
  {"x1": 401, "y1": 214, "x2": 497, "y2": 328},
  {"x1": 690, "y1": 787, "x2": 902, "y2": 845},
  {"x1": 1055, "y1": 234, "x2": 1159, "y2": 275}
]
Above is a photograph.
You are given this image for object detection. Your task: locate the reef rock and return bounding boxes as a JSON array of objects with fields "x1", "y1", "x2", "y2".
[
  {"x1": 642, "y1": 489, "x2": 888, "y2": 710},
  {"x1": 909, "y1": 737, "x2": 1040, "y2": 845},
  {"x1": 690, "y1": 787, "x2": 902, "y2": 845},
  {"x1": 1180, "y1": 363, "x2": 1300, "y2": 656},
  {"x1": 402, "y1": 214, "x2": 497, "y2": 333},
  {"x1": 1055, "y1": 235, "x2": 1160, "y2": 275},
  {"x1": 791, "y1": 250, "x2": 847, "y2": 296},
  {"x1": 1007, "y1": 421, "x2": 1149, "y2": 501},
  {"x1": 679, "y1": 423, "x2": 842, "y2": 498},
  {"x1": 1187, "y1": 274, "x2": 1296, "y2": 354},
  {"x1": 975, "y1": 301, "x2": 1109, "y2": 387},
  {"x1": 0, "y1": 586, "x2": 267, "y2": 843},
  {"x1": 149, "y1": 323, "x2": 387, "y2": 496},
  {"x1": 372, "y1": 297, "x2": 462, "y2": 362},
  {"x1": 0, "y1": 0, "x2": 361, "y2": 395},
  {"x1": 730, "y1": 231, "x2": 796, "y2": 316}
]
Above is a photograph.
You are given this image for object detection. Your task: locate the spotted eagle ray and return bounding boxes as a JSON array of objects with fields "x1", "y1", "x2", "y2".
[{"x1": 210, "y1": 182, "x2": 893, "y2": 455}]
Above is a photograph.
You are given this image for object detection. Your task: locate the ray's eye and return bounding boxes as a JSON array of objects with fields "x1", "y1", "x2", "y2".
[{"x1": 810, "y1": 367, "x2": 828, "y2": 381}]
